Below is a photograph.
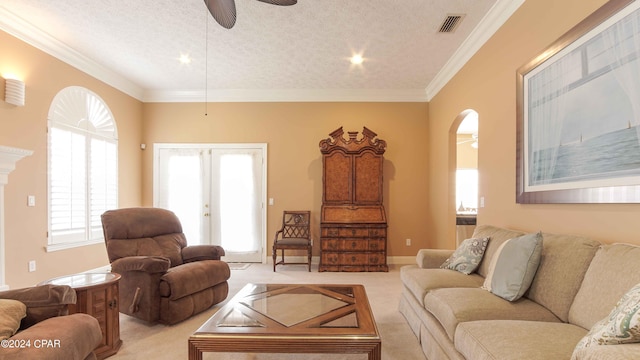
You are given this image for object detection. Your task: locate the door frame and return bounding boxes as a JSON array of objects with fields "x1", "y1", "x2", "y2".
[{"x1": 152, "y1": 143, "x2": 268, "y2": 264}]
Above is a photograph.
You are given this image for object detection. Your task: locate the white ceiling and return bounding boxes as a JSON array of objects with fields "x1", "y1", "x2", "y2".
[{"x1": 0, "y1": 0, "x2": 523, "y2": 102}]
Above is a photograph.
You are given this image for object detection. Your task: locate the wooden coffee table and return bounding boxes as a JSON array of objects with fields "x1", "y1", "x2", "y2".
[{"x1": 188, "y1": 283, "x2": 381, "y2": 359}]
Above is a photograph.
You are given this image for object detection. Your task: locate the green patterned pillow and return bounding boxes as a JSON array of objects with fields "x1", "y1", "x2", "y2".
[
  {"x1": 440, "y1": 237, "x2": 490, "y2": 275},
  {"x1": 572, "y1": 282, "x2": 640, "y2": 357}
]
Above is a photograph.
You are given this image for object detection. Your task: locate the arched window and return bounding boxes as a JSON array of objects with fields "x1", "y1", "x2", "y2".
[{"x1": 47, "y1": 86, "x2": 118, "y2": 251}]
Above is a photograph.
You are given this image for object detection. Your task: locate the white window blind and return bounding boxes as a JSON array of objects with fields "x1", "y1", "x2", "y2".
[{"x1": 47, "y1": 87, "x2": 118, "y2": 251}]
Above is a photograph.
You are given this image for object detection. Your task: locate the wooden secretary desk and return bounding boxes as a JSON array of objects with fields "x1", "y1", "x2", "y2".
[{"x1": 318, "y1": 126, "x2": 388, "y2": 272}]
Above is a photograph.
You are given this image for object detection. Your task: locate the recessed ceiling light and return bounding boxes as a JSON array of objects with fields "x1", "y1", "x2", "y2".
[
  {"x1": 350, "y1": 54, "x2": 364, "y2": 65},
  {"x1": 179, "y1": 54, "x2": 192, "y2": 64}
]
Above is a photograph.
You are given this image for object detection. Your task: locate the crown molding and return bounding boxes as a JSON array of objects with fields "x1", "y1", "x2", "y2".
[
  {"x1": 0, "y1": 6, "x2": 144, "y2": 101},
  {"x1": 425, "y1": 0, "x2": 525, "y2": 101},
  {"x1": 143, "y1": 88, "x2": 429, "y2": 103}
]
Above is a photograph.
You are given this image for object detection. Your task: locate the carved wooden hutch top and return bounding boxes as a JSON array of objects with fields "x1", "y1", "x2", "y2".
[{"x1": 319, "y1": 127, "x2": 386, "y2": 155}]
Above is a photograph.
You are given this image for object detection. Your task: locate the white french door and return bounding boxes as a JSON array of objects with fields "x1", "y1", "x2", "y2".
[{"x1": 154, "y1": 143, "x2": 266, "y2": 263}]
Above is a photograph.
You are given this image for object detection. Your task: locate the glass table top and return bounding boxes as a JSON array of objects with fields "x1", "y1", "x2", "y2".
[
  {"x1": 217, "y1": 284, "x2": 357, "y2": 328},
  {"x1": 194, "y1": 283, "x2": 381, "y2": 337},
  {"x1": 40, "y1": 272, "x2": 120, "y2": 289}
]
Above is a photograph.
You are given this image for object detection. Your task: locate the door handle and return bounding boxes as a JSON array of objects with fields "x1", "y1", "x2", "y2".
[{"x1": 204, "y1": 213, "x2": 210, "y2": 217}]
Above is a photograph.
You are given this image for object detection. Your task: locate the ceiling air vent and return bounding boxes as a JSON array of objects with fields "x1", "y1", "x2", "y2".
[{"x1": 439, "y1": 14, "x2": 465, "y2": 33}]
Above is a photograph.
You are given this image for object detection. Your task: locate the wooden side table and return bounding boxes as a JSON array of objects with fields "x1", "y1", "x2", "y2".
[{"x1": 40, "y1": 272, "x2": 122, "y2": 359}]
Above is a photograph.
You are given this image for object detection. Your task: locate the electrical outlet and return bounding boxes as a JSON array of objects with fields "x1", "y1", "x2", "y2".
[
  {"x1": 27, "y1": 195, "x2": 35, "y2": 207},
  {"x1": 268, "y1": 198, "x2": 274, "y2": 206},
  {"x1": 28, "y1": 260, "x2": 36, "y2": 272},
  {"x1": 406, "y1": 238, "x2": 411, "y2": 246}
]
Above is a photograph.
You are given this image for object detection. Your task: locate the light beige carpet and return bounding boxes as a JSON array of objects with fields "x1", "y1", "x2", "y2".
[{"x1": 111, "y1": 263, "x2": 425, "y2": 360}]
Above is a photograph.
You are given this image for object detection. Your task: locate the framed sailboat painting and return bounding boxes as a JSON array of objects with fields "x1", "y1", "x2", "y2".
[{"x1": 517, "y1": 0, "x2": 640, "y2": 203}]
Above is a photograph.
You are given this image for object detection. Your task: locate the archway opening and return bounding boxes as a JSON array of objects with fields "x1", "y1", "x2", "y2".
[{"x1": 454, "y1": 110, "x2": 478, "y2": 246}]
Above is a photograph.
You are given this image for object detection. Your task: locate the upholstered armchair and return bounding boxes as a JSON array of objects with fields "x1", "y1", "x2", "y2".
[
  {"x1": 101, "y1": 207, "x2": 230, "y2": 325},
  {"x1": 0, "y1": 284, "x2": 102, "y2": 360}
]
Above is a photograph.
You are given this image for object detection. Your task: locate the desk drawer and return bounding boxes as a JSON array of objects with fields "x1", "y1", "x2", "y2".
[
  {"x1": 322, "y1": 227, "x2": 386, "y2": 238},
  {"x1": 327, "y1": 239, "x2": 367, "y2": 250}
]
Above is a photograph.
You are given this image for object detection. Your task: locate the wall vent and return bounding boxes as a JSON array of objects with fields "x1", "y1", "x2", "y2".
[{"x1": 439, "y1": 14, "x2": 465, "y2": 33}]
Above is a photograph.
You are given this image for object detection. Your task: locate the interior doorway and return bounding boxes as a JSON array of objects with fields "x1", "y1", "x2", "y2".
[
  {"x1": 455, "y1": 110, "x2": 479, "y2": 246},
  {"x1": 153, "y1": 143, "x2": 267, "y2": 263}
]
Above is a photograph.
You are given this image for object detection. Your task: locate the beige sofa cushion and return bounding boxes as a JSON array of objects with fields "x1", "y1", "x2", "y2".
[
  {"x1": 424, "y1": 287, "x2": 561, "y2": 340},
  {"x1": 569, "y1": 243, "x2": 640, "y2": 330},
  {"x1": 400, "y1": 265, "x2": 484, "y2": 307},
  {"x1": 455, "y1": 320, "x2": 587, "y2": 360},
  {"x1": 526, "y1": 232, "x2": 601, "y2": 322},
  {"x1": 472, "y1": 225, "x2": 525, "y2": 278}
]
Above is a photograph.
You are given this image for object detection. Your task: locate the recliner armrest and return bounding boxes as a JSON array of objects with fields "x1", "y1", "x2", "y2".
[
  {"x1": 0, "y1": 285, "x2": 77, "y2": 329},
  {"x1": 111, "y1": 256, "x2": 171, "y2": 273},
  {"x1": 0, "y1": 284, "x2": 76, "y2": 307},
  {"x1": 416, "y1": 249, "x2": 454, "y2": 269},
  {"x1": 182, "y1": 245, "x2": 225, "y2": 262}
]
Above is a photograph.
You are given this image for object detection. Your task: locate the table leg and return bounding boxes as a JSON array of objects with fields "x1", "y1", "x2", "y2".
[
  {"x1": 368, "y1": 342, "x2": 382, "y2": 360},
  {"x1": 188, "y1": 342, "x2": 202, "y2": 360}
]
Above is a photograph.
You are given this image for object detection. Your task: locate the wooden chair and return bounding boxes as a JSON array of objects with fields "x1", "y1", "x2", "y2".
[{"x1": 273, "y1": 211, "x2": 312, "y2": 271}]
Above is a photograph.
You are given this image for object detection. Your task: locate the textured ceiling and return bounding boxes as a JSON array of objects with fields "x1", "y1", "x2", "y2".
[{"x1": 0, "y1": 0, "x2": 522, "y2": 102}]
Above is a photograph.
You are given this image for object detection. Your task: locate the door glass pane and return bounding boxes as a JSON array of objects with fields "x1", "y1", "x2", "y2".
[
  {"x1": 157, "y1": 149, "x2": 203, "y2": 245},
  {"x1": 219, "y1": 154, "x2": 258, "y2": 252}
]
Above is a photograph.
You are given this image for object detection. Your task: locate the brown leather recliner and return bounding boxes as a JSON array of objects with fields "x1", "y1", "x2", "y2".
[{"x1": 101, "y1": 207, "x2": 230, "y2": 325}]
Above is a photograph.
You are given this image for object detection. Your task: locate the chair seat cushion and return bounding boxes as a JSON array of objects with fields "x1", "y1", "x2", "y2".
[
  {"x1": 275, "y1": 238, "x2": 310, "y2": 246},
  {"x1": 159, "y1": 260, "x2": 230, "y2": 300},
  {"x1": 5, "y1": 313, "x2": 102, "y2": 360}
]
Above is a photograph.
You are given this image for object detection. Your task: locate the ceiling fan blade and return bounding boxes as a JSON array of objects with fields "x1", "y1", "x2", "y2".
[
  {"x1": 204, "y1": 0, "x2": 237, "y2": 29},
  {"x1": 256, "y1": 0, "x2": 297, "y2": 6}
]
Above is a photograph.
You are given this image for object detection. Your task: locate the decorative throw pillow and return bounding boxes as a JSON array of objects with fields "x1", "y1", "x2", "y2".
[
  {"x1": 0, "y1": 299, "x2": 27, "y2": 340},
  {"x1": 481, "y1": 239, "x2": 510, "y2": 293},
  {"x1": 440, "y1": 237, "x2": 490, "y2": 275},
  {"x1": 482, "y1": 232, "x2": 543, "y2": 301},
  {"x1": 572, "y1": 282, "x2": 640, "y2": 358}
]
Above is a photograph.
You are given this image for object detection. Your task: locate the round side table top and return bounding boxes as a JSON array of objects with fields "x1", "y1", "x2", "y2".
[{"x1": 39, "y1": 272, "x2": 121, "y2": 290}]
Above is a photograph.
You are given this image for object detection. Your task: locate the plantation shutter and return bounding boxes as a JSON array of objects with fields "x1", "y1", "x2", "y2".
[{"x1": 48, "y1": 87, "x2": 118, "y2": 248}]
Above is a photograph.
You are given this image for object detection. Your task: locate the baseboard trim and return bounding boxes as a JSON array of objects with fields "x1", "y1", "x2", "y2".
[{"x1": 89, "y1": 255, "x2": 415, "y2": 271}]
